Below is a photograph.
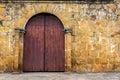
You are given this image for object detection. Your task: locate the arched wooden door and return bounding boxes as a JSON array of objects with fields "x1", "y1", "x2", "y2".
[{"x1": 23, "y1": 13, "x2": 65, "y2": 72}]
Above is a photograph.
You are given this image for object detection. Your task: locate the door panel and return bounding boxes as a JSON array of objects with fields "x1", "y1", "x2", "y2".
[
  {"x1": 45, "y1": 15, "x2": 65, "y2": 71},
  {"x1": 23, "y1": 14, "x2": 45, "y2": 71}
]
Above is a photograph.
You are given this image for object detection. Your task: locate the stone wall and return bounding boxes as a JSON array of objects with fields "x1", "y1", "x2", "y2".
[{"x1": 0, "y1": 0, "x2": 120, "y2": 72}]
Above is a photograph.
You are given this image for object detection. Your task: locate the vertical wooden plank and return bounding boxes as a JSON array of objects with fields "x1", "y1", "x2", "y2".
[
  {"x1": 23, "y1": 14, "x2": 45, "y2": 71},
  {"x1": 45, "y1": 14, "x2": 65, "y2": 71}
]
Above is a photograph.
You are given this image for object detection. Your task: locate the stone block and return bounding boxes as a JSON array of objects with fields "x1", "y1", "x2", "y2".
[
  {"x1": 100, "y1": 57, "x2": 108, "y2": 64},
  {"x1": 0, "y1": 36, "x2": 9, "y2": 40},
  {"x1": 13, "y1": 56, "x2": 18, "y2": 68},
  {"x1": 96, "y1": 20, "x2": 107, "y2": 27},
  {"x1": 0, "y1": 27, "x2": 4, "y2": 32},
  {"x1": 65, "y1": 43, "x2": 71, "y2": 50},
  {"x1": 89, "y1": 27, "x2": 96, "y2": 32},
  {"x1": 111, "y1": 27, "x2": 119, "y2": 33},
  {"x1": 109, "y1": 4, "x2": 117, "y2": 10},
  {"x1": 5, "y1": 57, "x2": 13, "y2": 71},
  {"x1": 89, "y1": 5, "x2": 95, "y2": 9},
  {"x1": 10, "y1": 22, "x2": 15, "y2": 28},
  {"x1": 87, "y1": 57, "x2": 95, "y2": 64},
  {"x1": 115, "y1": 20, "x2": 120, "y2": 27},
  {"x1": 74, "y1": 37, "x2": 79, "y2": 43},
  {"x1": 115, "y1": 67, "x2": 120, "y2": 71},
  {"x1": 81, "y1": 50, "x2": 89, "y2": 57},
  {"x1": 79, "y1": 64, "x2": 87, "y2": 72},
  {"x1": 101, "y1": 45, "x2": 109, "y2": 53},
  {"x1": 116, "y1": 38, "x2": 120, "y2": 43},
  {"x1": 101, "y1": 37, "x2": 108, "y2": 43},
  {"x1": 101, "y1": 32, "x2": 108, "y2": 37},
  {"x1": 87, "y1": 44, "x2": 93, "y2": 50},
  {"x1": 80, "y1": 43, "x2": 87, "y2": 50},
  {"x1": 72, "y1": 47, "x2": 80, "y2": 57},
  {"x1": 79, "y1": 20, "x2": 88, "y2": 28},
  {"x1": 109, "y1": 58, "x2": 115, "y2": 64},
  {"x1": 71, "y1": 26, "x2": 78, "y2": 36},
  {"x1": 66, "y1": 58, "x2": 71, "y2": 66},
  {"x1": 86, "y1": 64, "x2": 92, "y2": 72},
  {"x1": 66, "y1": 49, "x2": 71, "y2": 57},
  {"x1": 115, "y1": 57, "x2": 120, "y2": 63},
  {"x1": 117, "y1": 0, "x2": 120, "y2": 3},
  {"x1": 102, "y1": 64, "x2": 108, "y2": 71},
  {"x1": 17, "y1": 17, "x2": 26, "y2": 26},
  {"x1": 113, "y1": 52, "x2": 118, "y2": 58},
  {"x1": 0, "y1": 4, "x2": 6, "y2": 8},
  {"x1": 96, "y1": 5, "x2": 102, "y2": 9},
  {"x1": 25, "y1": 11, "x2": 35, "y2": 19},
  {"x1": 0, "y1": 64, "x2": 4, "y2": 72},
  {"x1": 93, "y1": 43, "x2": 101, "y2": 50},
  {"x1": 76, "y1": 56, "x2": 87, "y2": 64},
  {"x1": 0, "y1": 8, "x2": 6, "y2": 15},
  {"x1": 71, "y1": 57, "x2": 77, "y2": 65},
  {"x1": 14, "y1": 47, "x2": 19, "y2": 56},
  {"x1": 82, "y1": 15, "x2": 90, "y2": 20},
  {"x1": 81, "y1": 37, "x2": 88, "y2": 43},
  {"x1": 1, "y1": 55, "x2": 7, "y2": 63},
  {"x1": 108, "y1": 64, "x2": 114, "y2": 71},
  {"x1": 4, "y1": 16, "x2": 11, "y2": 21},
  {"x1": 97, "y1": 25, "x2": 104, "y2": 32},
  {"x1": 65, "y1": 65, "x2": 71, "y2": 72},
  {"x1": 21, "y1": 7, "x2": 28, "y2": 14},
  {"x1": 85, "y1": 31, "x2": 93, "y2": 37},
  {"x1": 107, "y1": 53, "x2": 113, "y2": 58},
  {"x1": 95, "y1": 20, "x2": 101, "y2": 26},
  {"x1": 95, "y1": 58, "x2": 100, "y2": 64},
  {"x1": 0, "y1": 15, "x2": 4, "y2": 21},
  {"x1": 4, "y1": 27, "x2": 9, "y2": 32},
  {"x1": 92, "y1": 64, "x2": 102, "y2": 72},
  {"x1": 25, "y1": 5, "x2": 33, "y2": 10},
  {"x1": 5, "y1": 63, "x2": 12, "y2": 71},
  {"x1": 72, "y1": 64, "x2": 79, "y2": 72},
  {"x1": 114, "y1": 63, "x2": 120, "y2": 71},
  {"x1": 9, "y1": 8, "x2": 14, "y2": 16},
  {"x1": 88, "y1": 20, "x2": 95, "y2": 26},
  {"x1": 3, "y1": 49, "x2": 10, "y2": 56},
  {"x1": 3, "y1": 21, "x2": 11, "y2": 27},
  {"x1": 89, "y1": 50, "x2": 98, "y2": 58}
]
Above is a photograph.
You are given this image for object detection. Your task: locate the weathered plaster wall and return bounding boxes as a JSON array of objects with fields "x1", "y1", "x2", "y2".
[{"x1": 0, "y1": 0, "x2": 120, "y2": 72}]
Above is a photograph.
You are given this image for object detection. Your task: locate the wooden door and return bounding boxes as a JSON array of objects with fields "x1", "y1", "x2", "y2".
[
  {"x1": 45, "y1": 14, "x2": 65, "y2": 71},
  {"x1": 23, "y1": 13, "x2": 65, "y2": 72}
]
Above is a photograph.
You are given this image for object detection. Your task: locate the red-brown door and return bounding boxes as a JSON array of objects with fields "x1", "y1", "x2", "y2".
[{"x1": 23, "y1": 13, "x2": 65, "y2": 72}]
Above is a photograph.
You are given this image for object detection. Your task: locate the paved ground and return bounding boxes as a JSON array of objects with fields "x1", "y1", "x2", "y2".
[{"x1": 0, "y1": 72, "x2": 120, "y2": 80}]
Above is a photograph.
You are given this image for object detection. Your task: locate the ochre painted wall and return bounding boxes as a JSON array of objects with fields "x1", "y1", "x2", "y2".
[{"x1": 0, "y1": 0, "x2": 120, "y2": 72}]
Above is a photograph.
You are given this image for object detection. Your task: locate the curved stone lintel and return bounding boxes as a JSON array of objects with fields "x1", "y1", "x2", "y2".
[{"x1": 14, "y1": 4, "x2": 72, "y2": 72}]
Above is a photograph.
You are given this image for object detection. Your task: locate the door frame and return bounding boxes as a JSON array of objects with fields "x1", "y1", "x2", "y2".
[{"x1": 14, "y1": 12, "x2": 72, "y2": 72}]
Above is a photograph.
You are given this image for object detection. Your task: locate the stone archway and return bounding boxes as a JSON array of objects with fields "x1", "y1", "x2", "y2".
[
  {"x1": 23, "y1": 13, "x2": 65, "y2": 72},
  {"x1": 14, "y1": 4, "x2": 72, "y2": 72}
]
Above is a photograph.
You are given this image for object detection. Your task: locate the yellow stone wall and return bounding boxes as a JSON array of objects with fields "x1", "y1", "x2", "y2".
[{"x1": 0, "y1": 0, "x2": 120, "y2": 72}]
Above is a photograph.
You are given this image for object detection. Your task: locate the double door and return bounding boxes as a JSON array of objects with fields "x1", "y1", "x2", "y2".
[{"x1": 23, "y1": 13, "x2": 65, "y2": 72}]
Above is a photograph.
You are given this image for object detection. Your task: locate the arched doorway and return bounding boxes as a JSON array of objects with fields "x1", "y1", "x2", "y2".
[{"x1": 23, "y1": 13, "x2": 65, "y2": 72}]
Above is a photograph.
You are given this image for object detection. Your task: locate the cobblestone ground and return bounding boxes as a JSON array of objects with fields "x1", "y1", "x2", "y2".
[{"x1": 0, "y1": 72, "x2": 120, "y2": 80}]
